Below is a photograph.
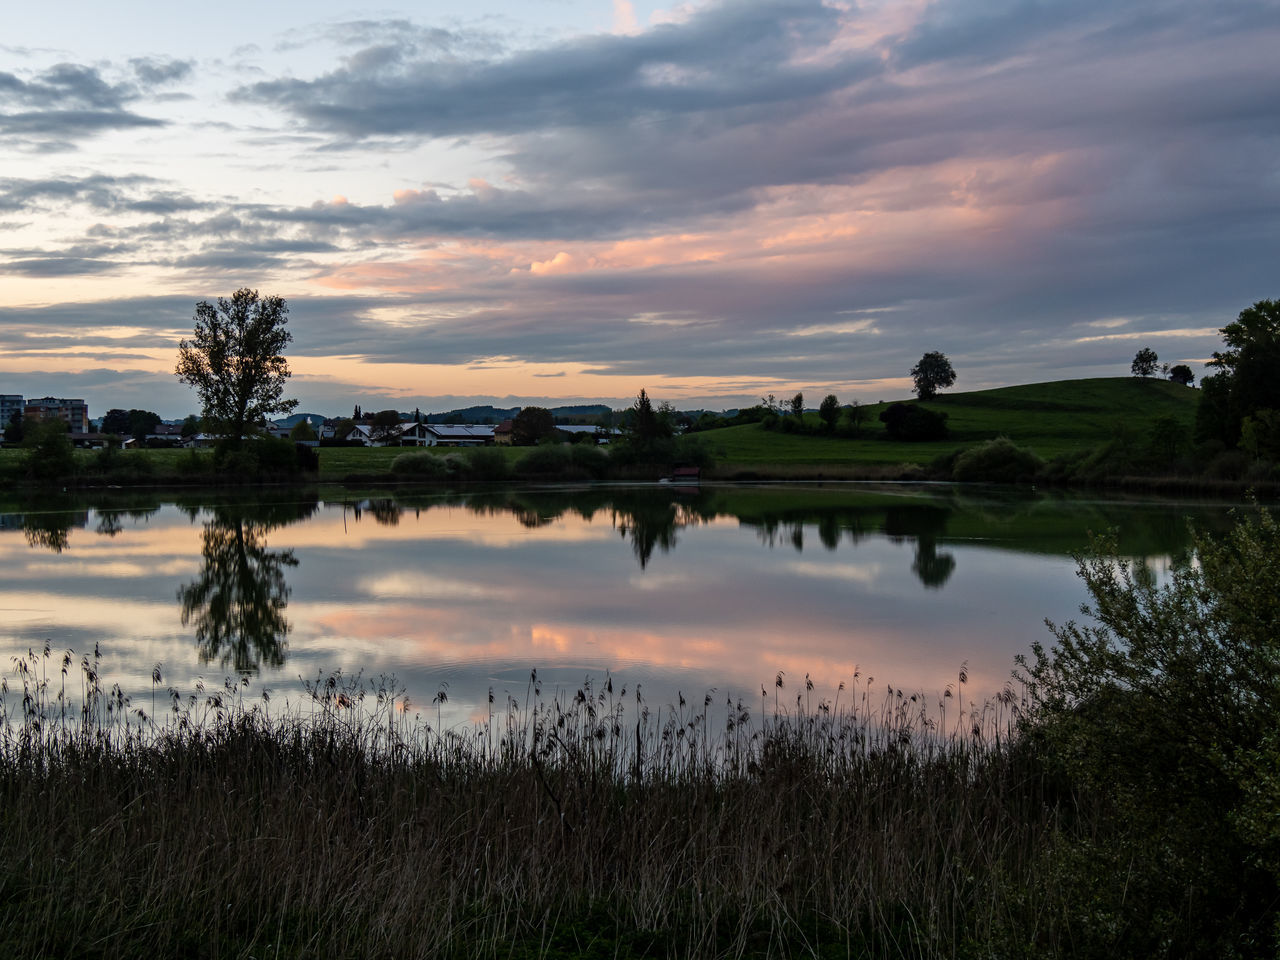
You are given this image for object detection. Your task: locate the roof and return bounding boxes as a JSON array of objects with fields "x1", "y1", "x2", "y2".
[{"x1": 425, "y1": 424, "x2": 495, "y2": 438}]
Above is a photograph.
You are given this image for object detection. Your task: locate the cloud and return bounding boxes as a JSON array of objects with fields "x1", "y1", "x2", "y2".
[
  {"x1": 3, "y1": 0, "x2": 1279, "y2": 414},
  {"x1": 128, "y1": 57, "x2": 194, "y2": 87},
  {"x1": 0, "y1": 62, "x2": 167, "y2": 147},
  {"x1": 234, "y1": 0, "x2": 873, "y2": 140}
]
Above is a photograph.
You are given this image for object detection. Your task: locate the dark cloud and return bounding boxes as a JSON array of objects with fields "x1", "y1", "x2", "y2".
[
  {"x1": 0, "y1": 62, "x2": 166, "y2": 147},
  {"x1": 129, "y1": 57, "x2": 194, "y2": 87},
  {"x1": 234, "y1": 0, "x2": 873, "y2": 140},
  {"x1": 0, "y1": 256, "x2": 120, "y2": 276}
]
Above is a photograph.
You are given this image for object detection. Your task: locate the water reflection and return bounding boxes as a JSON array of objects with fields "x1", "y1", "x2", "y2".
[
  {"x1": 0, "y1": 483, "x2": 1252, "y2": 723},
  {"x1": 177, "y1": 499, "x2": 318, "y2": 673}
]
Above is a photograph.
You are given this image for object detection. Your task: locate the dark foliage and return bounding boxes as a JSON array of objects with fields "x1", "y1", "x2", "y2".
[{"x1": 878, "y1": 403, "x2": 948, "y2": 441}]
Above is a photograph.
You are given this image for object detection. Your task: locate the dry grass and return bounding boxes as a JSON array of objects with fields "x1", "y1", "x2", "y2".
[{"x1": 0, "y1": 647, "x2": 1068, "y2": 959}]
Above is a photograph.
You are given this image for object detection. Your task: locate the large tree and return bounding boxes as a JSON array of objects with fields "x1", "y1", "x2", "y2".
[
  {"x1": 512, "y1": 406, "x2": 556, "y2": 445},
  {"x1": 369, "y1": 409, "x2": 404, "y2": 445},
  {"x1": 1196, "y1": 299, "x2": 1280, "y2": 447},
  {"x1": 174, "y1": 289, "x2": 297, "y2": 449},
  {"x1": 1131, "y1": 347, "x2": 1159, "y2": 377},
  {"x1": 910, "y1": 352, "x2": 956, "y2": 400}
]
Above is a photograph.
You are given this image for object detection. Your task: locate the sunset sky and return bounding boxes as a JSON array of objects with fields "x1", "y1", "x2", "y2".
[{"x1": 2, "y1": 0, "x2": 1277, "y2": 419}]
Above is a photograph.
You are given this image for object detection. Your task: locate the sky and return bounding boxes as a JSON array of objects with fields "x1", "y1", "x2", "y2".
[{"x1": 2, "y1": 0, "x2": 1278, "y2": 419}]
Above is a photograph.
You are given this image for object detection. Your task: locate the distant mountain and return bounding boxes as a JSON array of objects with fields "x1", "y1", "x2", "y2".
[
  {"x1": 427, "y1": 403, "x2": 614, "y2": 424},
  {"x1": 426, "y1": 406, "x2": 519, "y2": 424},
  {"x1": 273, "y1": 412, "x2": 328, "y2": 428}
]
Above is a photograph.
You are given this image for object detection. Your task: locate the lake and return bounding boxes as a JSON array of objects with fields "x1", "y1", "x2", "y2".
[{"x1": 0, "y1": 482, "x2": 1245, "y2": 728}]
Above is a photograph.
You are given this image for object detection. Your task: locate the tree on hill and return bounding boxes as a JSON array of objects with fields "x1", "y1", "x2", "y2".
[
  {"x1": 789, "y1": 393, "x2": 804, "y2": 419},
  {"x1": 512, "y1": 406, "x2": 556, "y2": 445},
  {"x1": 1168, "y1": 364, "x2": 1195, "y2": 386},
  {"x1": 174, "y1": 288, "x2": 297, "y2": 451},
  {"x1": 911, "y1": 352, "x2": 956, "y2": 400},
  {"x1": 1132, "y1": 347, "x2": 1159, "y2": 377},
  {"x1": 819, "y1": 394, "x2": 840, "y2": 432}
]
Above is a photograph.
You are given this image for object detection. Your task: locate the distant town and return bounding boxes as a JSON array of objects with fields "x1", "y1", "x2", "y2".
[{"x1": 0, "y1": 393, "x2": 628, "y2": 449}]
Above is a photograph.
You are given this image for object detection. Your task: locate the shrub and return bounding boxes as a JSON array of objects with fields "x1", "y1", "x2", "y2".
[
  {"x1": 569, "y1": 443, "x2": 610, "y2": 479},
  {"x1": 1020, "y1": 508, "x2": 1280, "y2": 954},
  {"x1": 878, "y1": 403, "x2": 948, "y2": 441},
  {"x1": 1204, "y1": 449, "x2": 1250, "y2": 480},
  {"x1": 514, "y1": 444, "x2": 574, "y2": 476},
  {"x1": 951, "y1": 437, "x2": 1044, "y2": 483},
  {"x1": 390, "y1": 451, "x2": 449, "y2": 479},
  {"x1": 464, "y1": 447, "x2": 509, "y2": 481},
  {"x1": 21, "y1": 419, "x2": 75, "y2": 484}
]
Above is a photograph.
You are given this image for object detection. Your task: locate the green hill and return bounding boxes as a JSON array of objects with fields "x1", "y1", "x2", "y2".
[{"x1": 697, "y1": 377, "x2": 1198, "y2": 466}]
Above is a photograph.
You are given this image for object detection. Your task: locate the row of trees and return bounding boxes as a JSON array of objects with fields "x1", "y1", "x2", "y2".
[{"x1": 1131, "y1": 347, "x2": 1195, "y2": 385}]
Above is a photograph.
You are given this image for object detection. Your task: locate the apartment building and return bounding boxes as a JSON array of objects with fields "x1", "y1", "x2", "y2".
[
  {"x1": 0, "y1": 394, "x2": 22, "y2": 428},
  {"x1": 24, "y1": 397, "x2": 89, "y2": 433}
]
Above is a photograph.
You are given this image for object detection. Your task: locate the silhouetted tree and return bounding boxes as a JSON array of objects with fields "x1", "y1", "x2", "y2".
[
  {"x1": 911, "y1": 352, "x2": 956, "y2": 400},
  {"x1": 819, "y1": 394, "x2": 840, "y2": 432},
  {"x1": 1132, "y1": 347, "x2": 1159, "y2": 377},
  {"x1": 1168, "y1": 364, "x2": 1195, "y2": 386},
  {"x1": 1196, "y1": 300, "x2": 1280, "y2": 447},
  {"x1": 174, "y1": 289, "x2": 296, "y2": 451},
  {"x1": 513, "y1": 406, "x2": 557, "y2": 445},
  {"x1": 370, "y1": 409, "x2": 403, "y2": 444}
]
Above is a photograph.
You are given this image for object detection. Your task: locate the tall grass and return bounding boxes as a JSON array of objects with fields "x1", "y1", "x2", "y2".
[{"x1": 0, "y1": 647, "x2": 1069, "y2": 959}]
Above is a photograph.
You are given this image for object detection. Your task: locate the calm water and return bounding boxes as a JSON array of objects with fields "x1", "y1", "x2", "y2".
[{"x1": 0, "y1": 483, "x2": 1243, "y2": 726}]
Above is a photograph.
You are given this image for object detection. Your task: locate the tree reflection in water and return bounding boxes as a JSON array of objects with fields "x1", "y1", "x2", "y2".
[
  {"x1": 178, "y1": 499, "x2": 317, "y2": 673},
  {"x1": 20, "y1": 507, "x2": 86, "y2": 554}
]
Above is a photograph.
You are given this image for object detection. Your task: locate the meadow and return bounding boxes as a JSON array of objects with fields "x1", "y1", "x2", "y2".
[
  {"x1": 0, "y1": 376, "x2": 1212, "y2": 488},
  {"x1": 695, "y1": 377, "x2": 1197, "y2": 468}
]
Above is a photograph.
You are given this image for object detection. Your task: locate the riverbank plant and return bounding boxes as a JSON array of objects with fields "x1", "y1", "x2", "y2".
[{"x1": 0, "y1": 646, "x2": 1053, "y2": 959}]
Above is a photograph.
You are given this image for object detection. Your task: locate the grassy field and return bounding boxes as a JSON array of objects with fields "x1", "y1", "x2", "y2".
[
  {"x1": 0, "y1": 377, "x2": 1200, "y2": 485},
  {"x1": 698, "y1": 377, "x2": 1197, "y2": 467}
]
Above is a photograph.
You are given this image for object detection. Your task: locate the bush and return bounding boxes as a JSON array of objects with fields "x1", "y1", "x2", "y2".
[
  {"x1": 1204, "y1": 449, "x2": 1251, "y2": 480},
  {"x1": 878, "y1": 403, "x2": 948, "y2": 441},
  {"x1": 569, "y1": 443, "x2": 610, "y2": 479},
  {"x1": 464, "y1": 447, "x2": 509, "y2": 481},
  {"x1": 1020, "y1": 508, "x2": 1280, "y2": 954},
  {"x1": 951, "y1": 437, "x2": 1044, "y2": 483},
  {"x1": 21, "y1": 419, "x2": 75, "y2": 484},
  {"x1": 212, "y1": 437, "x2": 305, "y2": 480},
  {"x1": 514, "y1": 445, "x2": 575, "y2": 476},
  {"x1": 390, "y1": 451, "x2": 449, "y2": 479}
]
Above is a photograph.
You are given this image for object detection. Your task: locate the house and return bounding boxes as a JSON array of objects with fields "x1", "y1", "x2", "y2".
[
  {"x1": 401, "y1": 423, "x2": 496, "y2": 447},
  {"x1": 494, "y1": 419, "x2": 514, "y2": 445}
]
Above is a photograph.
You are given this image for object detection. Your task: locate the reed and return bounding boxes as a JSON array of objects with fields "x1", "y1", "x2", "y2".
[{"x1": 0, "y1": 648, "x2": 1069, "y2": 959}]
